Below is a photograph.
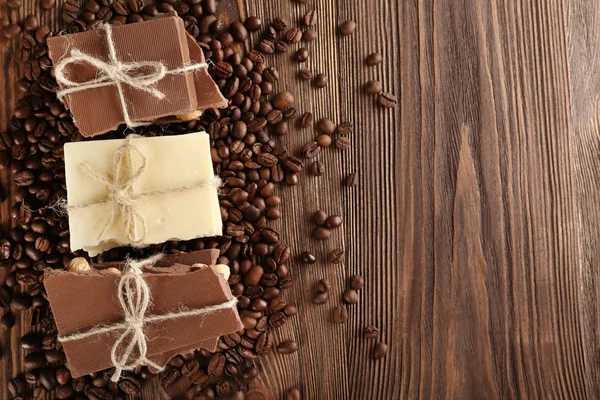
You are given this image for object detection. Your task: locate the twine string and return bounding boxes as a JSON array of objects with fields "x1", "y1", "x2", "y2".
[
  {"x1": 57, "y1": 253, "x2": 238, "y2": 382},
  {"x1": 53, "y1": 23, "x2": 208, "y2": 127}
]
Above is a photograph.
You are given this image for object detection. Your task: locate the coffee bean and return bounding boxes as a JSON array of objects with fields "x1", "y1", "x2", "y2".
[
  {"x1": 245, "y1": 16, "x2": 262, "y2": 31},
  {"x1": 39, "y1": 368, "x2": 58, "y2": 391},
  {"x1": 285, "y1": 27, "x2": 302, "y2": 44},
  {"x1": 275, "y1": 40, "x2": 289, "y2": 53},
  {"x1": 273, "y1": 16, "x2": 288, "y2": 31},
  {"x1": 20, "y1": 332, "x2": 42, "y2": 350},
  {"x1": 328, "y1": 248, "x2": 345, "y2": 263},
  {"x1": 273, "y1": 91, "x2": 294, "y2": 110},
  {"x1": 269, "y1": 311, "x2": 286, "y2": 328},
  {"x1": 57, "y1": 385, "x2": 74, "y2": 399},
  {"x1": 259, "y1": 39, "x2": 275, "y2": 54},
  {"x1": 313, "y1": 291, "x2": 329, "y2": 304},
  {"x1": 316, "y1": 118, "x2": 335, "y2": 134},
  {"x1": 303, "y1": 9, "x2": 317, "y2": 26},
  {"x1": 56, "y1": 366, "x2": 71, "y2": 385},
  {"x1": 350, "y1": 275, "x2": 364, "y2": 290},
  {"x1": 24, "y1": 351, "x2": 45, "y2": 369},
  {"x1": 373, "y1": 342, "x2": 388, "y2": 359},
  {"x1": 255, "y1": 331, "x2": 273, "y2": 355},
  {"x1": 336, "y1": 121, "x2": 353, "y2": 136},
  {"x1": 335, "y1": 136, "x2": 351, "y2": 150},
  {"x1": 324, "y1": 215, "x2": 342, "y2": 229},
  {"x1": 282, "y1": 156, "x2": 304, "y2": 172},
  {"x1": 160, "y1": 367, "x2": 180, "y2": 387},
  {"x1": 277, "y1": 339, "x2": 298, "y2": 354},
  {"x1": 343, "y1": 289, "x2": 359, "y2": 304},
  {"x1": 87, "y1": 387, "x2": 112, "y2": 400},
  {"x1": 364, "y1": 325, "x2": 379, "y2": 339},
  {"x1": 3, "y1": 24, "x2": 22, "y2": 39},
  {"x1": 314, "y1": 73, "x2": 328, "y2": 88},
  {"x1": 1, "y1": 311, "x2": 15, "y2": 329},
  {"x1": 24, "y1": 15, "x2": 39, "y2": 31},
  {"x1": 41, "y1": 0, "x2": 56, "y2": 9},
  {"x1": 300, "y1": 251, "x2": 317, "y2": 264},
  {"x1": 313, "y1": 210, "x2": 328, "y2": 225},
  {"x1": 340, "y1": 20, "x2": 356, "y2": 35},
  {"x1": 316, "y1": 278, "x2": 331, "y2": 293},
  {"x1": 310, "y1": 160, "x2": 324, "y2": 176},
  {"x1": 344, "y1": 172, "x2": 358, "y2": 187},
  {"x1": 119, "y1": 376, "x2": 141, "y2": 396},
  {"x1": 0, "y1": 286, "x2": 11, "y2": 307},
  {"x1": 295, "y1": 47, "x2": 309, "y2": 63},
  {"x1": 283, "y1": 304, "x2": 298, "y2": 316},
  {"x1": 378, "y1": 92, "x2": 398, "y2": 108},
  {"x1": 230, "y1": 21, "x2": 248, "y2": 41},
  {"x1": 298, "y1": 68, "x2": 313, "y2": 81},
  {"x1": 33, "y1": 386, "x2": 48, "y2": 400},
  {"x1": 287, "y1": 387, "x2": 302, "y2": 400},
  {"x1": 215, "y1": 61, "x2": 233, "y2": 78},
  {"x1": 302, "y1": 141, "x2": 321, "y2": 158},
  {"x1": 332, "y1": 305, "x2": 349, "y2": 324},
  {"x1": 364, "y1": 80, "x2": 383, "y2": 94},
  {"x1": 366, "y1": 52, "x2": 383, "y2": 66},
  {"x1": 8, "y1": 377, "x2": 25, "y2": 396}
]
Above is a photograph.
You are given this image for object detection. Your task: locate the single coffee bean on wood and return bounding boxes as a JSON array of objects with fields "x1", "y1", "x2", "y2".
[
  {"x1": 366, "y1": 52, "x2": 383, "y2": 66},
  {"x1": 287, "y1": 387, "x2": 302, "y2": 400},
  {"x1": 299, "y1": 68, "x2": 313, "y2": 80},
  {"x1": 300, "y1": 112, "x2": 313, "y2": 128},
  {"x1": 379, "y1": 92, "x2": 398, "y2": 108},
  {"x1": 340, "y1": 20, "x2": 356, "y2": 35},
  {"x1": 328, "y1": 248, "x2": 344, "y2": 263},
  {"x1": 313, "y1": 291, "x2": 329, "y2": 305},
  {"x1": 300, "y1": 251, "x2": 317, "y2": 264},
  {"x1": 332, "y1": 305, "x2": 349, "y2": 324},
  {"x1": 303, "y1": 29, "x2": 317, "y2": 41},
  {"x1": 350, "y1": 275, "x2": 365, "y2": 290},
  {"x1": 276, "y1": 339, "x2": 298, "y2": 354},
  {"x1": 303, "y1": 9, "x2": 317, "y2": 26},
  {"x1": 317, "y1": 134, "x2": 332, "y2": 148},
  {"x1": 364, "y1": 325, "x2": 379, "y2": 339},
  {"x1": 342, "y1": 289, "x2": 359, "y2": 304},
  {"x1": 315, "y1": 278, "x2": 331, "y2": 293},
  {"x1": 365, "y1": 80, "x2": 383, "y2": 94},
  {"x1": 344, "y1": 172, "x2": 359, "y2": 187},
  {"x1": 335, "y1": 136, "x2": 351, "y2": 150},
  {"x1": 314, "y1": 73, "x2": 328, "y2": 88},
  {"x1": 373, "y1": 342, "x2": 388, "y2": 359},
  {"x1": 313, "y1": 210, "x2": 328, "y2": 225},
  {"x1": 310, "y1": 160, "x2": 324, "y2": 176}
]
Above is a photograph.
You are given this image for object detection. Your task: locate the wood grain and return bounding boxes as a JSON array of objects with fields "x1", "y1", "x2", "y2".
[{"x1": 2, "y1": 0, "x2": 600, "y2": 399}]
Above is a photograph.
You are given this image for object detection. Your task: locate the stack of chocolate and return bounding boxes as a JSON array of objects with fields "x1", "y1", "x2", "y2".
[{"x1": 43, "y1": 15, "x2": 241, "y2": 380}]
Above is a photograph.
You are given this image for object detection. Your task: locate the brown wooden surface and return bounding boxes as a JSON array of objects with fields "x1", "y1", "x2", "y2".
[{"x1": 2, "y1": 0, "x2": 600, "y2": 399}]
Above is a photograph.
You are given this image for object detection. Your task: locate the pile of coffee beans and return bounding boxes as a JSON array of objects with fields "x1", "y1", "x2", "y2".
[{"x1": 0, "y1": 0, "x2": 392, "y2": 398}]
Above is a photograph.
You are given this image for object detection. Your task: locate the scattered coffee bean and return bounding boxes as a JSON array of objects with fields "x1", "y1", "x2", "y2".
[
  {"x1": 24, "y1": 15, "x2": 39, "y2": 31},
  {"x1": 342, "y1": 289, "x2": 359, "y2": 304},
  {"x1": 325, "y1": 215, "x2": 343, "y2": 229},
  {"x1": 276, "y1": 40, "x2": 289, "y2": 53},
  {"x1": 303, "y1": 9, "x2": 317, "y2": 26},
  {"x1": 335, "y1": 136, "x2": 351, "y2": 150},
  {"x1": 315, "y1": 278, "x2": 331, "y2": 293},
  {"x1": 300, "y1": 251, "x2": 317, "y2": 264},
  {"x1": 287, "y1": 387, "x2": 302, "y2": 400},
  {"x1": 336, "y1": 121, "x2": 353, "y2": 136},
  {"x1": 328, "y1": 248, "x2": 345, "y2": 263},
  {"x1": 364, "y1": 325, "x2": 379, "y2": 339},
  {"x1": 340, "y1": 20, "x2": 356, "y2": 35},
  {"x1": 344, "y1": 172, "x2": 358, "y2": 187},
  {"x1": 378, "y1": 92, "x2": 398, "y2": 108},
  {"x1": 313, "y1": 210, "x2": 328, "y2": 225},
  {"x1": 313, "y1": 227, "x2": 331, "y2": 240},
  {"x1": 310, "y1": 160, "x2": 324, "y2": 176},
  {"x1": 313, "y1": 291, "x2": 329, "y2": 305},
  {"x1": 365, "y1": 80, "x2": 383, "y2": 94},
  {"x1": 302, "y1": 141, "x2": 321, "y2": 158},
  {"x1": 332, "y1": 305, "x2": 349, "y2": 324},
  {"x1": 366, "y1": 52, "x2": 383, "y2": 66},
  {"x1": 300, "y1": 112, "x2": 313, "y2": 129},
  {"x1": 230, "y1": 21, "x2": 249, "y2": 41},
  {"x1": 373, "y1": 342, "x2": 388, "y2": 359},
  {"x1": 3, "y1": 24, "x2": 22, "y2": 39},
  {"x1": 285, "y1": 27, "x2": 302, "y2": 44},
  {"x1": 273, "y1": 91, "x2": 295, "y2": 109},
  {"x1": 295, "y1": 47, "x2": 309, "y2": 63},
  {"x1": 55, "y1": 366, "x2": 71, "y2": 385},
  {"x1": 245, "y1": 16, "x2": 262, "y2": 31},
  {"x1": 1, "y1": 311, "x2": 15, "y2": 329},
  {"x1": 314, "y1": 73, "x2": 328, "y2": 88},
  {"x1": 41, "y1": 0, "x2": 56, "y2": 9},
  {"x1": 350, "y1": 275, "x2": 364, "y2": 290},
  {"x1": 317, "y1": 118, "x2": 336, "y2": 134},
  {"x1": 303, "y1": 29, "x2": 317, "y2": 41},
  {"x1": 8, "y1": 377, "x2": 24, "y2": 396},
  {"x1": 277, "y1": 339, "x2": 298, "y2": 354},
  {"x1": 273, "y1": 17, "x2": 289, "y2": 31},
  {"x1": 316, "y1": 134, "x2": 332, "y2": 148}
]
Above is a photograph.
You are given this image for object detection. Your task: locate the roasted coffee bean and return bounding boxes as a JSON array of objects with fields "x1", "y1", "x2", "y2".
[
  {"x1": 269, "y1": 311, "x2": 286, "y2": 328},
  {"x1": 0, "y1": 286, "x2": 11, "y2": 307},
  {"x1": 332, "y1": 305, "x2": 349, "y2": 324},
  {"x1": 366, "y1": 52, "x2": 383, "y2": 66},
  {"x1": 41, "y1": 0, "x2": 56, "y2": 9},
  {"x1": 208, "y1": 353, "x2": 226, "y2": 376},
  {"x1": 316, "y1": 117, "x2": 335, "y2": 134},
  {"x1": 314, "y1": 73, "x2": 328, "y2": 88},
  {"x1": 351, "y1": 275, "x2": 365, "y2": 290},
  {"x1": 267, "y1": 109, "x2": 283, "y2": 124},
  {"x1": 378, "y1": 92, "x2": 398, "y2": 108},
  {"x1": 364, "y1": 325, "x2": 379, "y2": 339},
  {"x1": 259, "y1": 39, "x2": 275, "y2": 54},
  {"x1": 313, "y1": 227, "x2": 331, "y2": 240},
  {"x1": 287, "y1": 387, "x2": 302, "y2": 400},
  {"x1": 313, "y1": 210, "x2": 328, "y2": 225},
  {"x1": 56, "y1": 366, "x2": 71, "y2": 385},
  {"x1": 3, "y1": 24, "x2": 22, "y2": 39},
  {"x1": 340, "y1": 20, "x2": 356, "y2": 35},
  {"x1": 315, "y1": 278, "x2": 331, "y2": 293},
  {"x1": 336, "y1": 121, "x2": 353, "y2": 136},
  {"x1": 312, "y1": 291, "x2": 329, "y2": 305},
  {"x1": 276, "y1": 40, "x2": 289, "y2": 53},
  {"x1": 303, "y1": 8, "x2": 317, "y2": 26},
  {"x1": 245, "y1": 16, "x2": 262, "y2": 31},
  {"x1": 119, "y1": 376, "x2": 141, "y2": 396},
  {"x1": 24, "y1": 351, "x2": 45, "y2": 369},
  {"x1": 373, "y1": 342, "x2": 388, "y2": 359},
  {"x1": 300, "y1": 251, "x2": 317, "y2": 264},
  {"x1": 230, "y1": 21, "x2": 248, "y2": 41},
  {"x1": 335, "y1": 136, "x2": 351, "y2": 150},
  {"x1": 277, "y1": 339, "x2": 298, "y2": 354},
  {"x1": 20, "y1": 332, "x2": 42, "y2": 350},
  {"x1": 324, "y1": 215, "x2": 342, "y2": 229},
  {"x1": 1, "y1": 311, "x2": 15, "y2": 329},
  {"x1": 365, "y1": 80, "x2": 383, "y2": 94},
  {"x1": 295, "y1": 47, "x2": 309, "y2": 62},
  {"x1": 57, "y1": 385, "x2": 75, "y2": 399},
  {"x1": 310, "y1": 160, "x2": 324, "y2": 176},
  {"x1": 33, "y1": 386, "x2": 48, "y2": 400},
  {"x1": 299, "y1": 68, "x2": 313, "y2": 80},
  {"x1": 62, "y1": 0, "x2": 82, "y2": 23},
  {"x1": 255, "y1": 331, "x2": 273, "y2": 355},
  {"x1": 302, "y1": 141, "x2": 321, "y2": 158},
  {"x1": 272, "y1": 17, "x2": 288, "y2": 31},
  {"x1": 273, "y1": 91, "x2": 294, "y2": 110},
  {"x1": 328, "y1": 248, "x2": 344, "y2": 263},
  {"x1": 87, "y1": 387, "x2": 112, "y2": 400},
  {"x1": 303, "y1": 29, "x2": 317, "y2": 41},
  {"x1": 316, "y1": 134, "x2": 332, "y2": 148},
  {"x1": 343, "y1": 289, "x2": 359, "y2": 304},
  {"x1": 160, "y1": 367, "x2": 180, "y2": 387},
  {"x1": 243, "y1": 366, "x2": 259, "y2": 380},
  {"x1": 344, "y1": 172, "x2": 359, "y2": 187},
  {"x1": 8, "y1": 377, "x2": 25, "y2": 396},
  {"x1": 285, "y1": 27, "x2": 302, "y2": 44},
  {"x1": 39, "y1": 368, "x2": 58, "y2": 391},
  {"x1": 24, "y1": 15, "x2": 39, "y2": 31},
  {"x1": 215, "y1": 61, "x2": 233, "y2": 78},
  {"x1": 25, "y1": 371, "x2": 38, "y2": 385}
]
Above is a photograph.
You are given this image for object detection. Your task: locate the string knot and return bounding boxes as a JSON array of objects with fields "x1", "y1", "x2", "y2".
[{"x1": 53, "y1": 23, "x2": 208, "y2": 128}]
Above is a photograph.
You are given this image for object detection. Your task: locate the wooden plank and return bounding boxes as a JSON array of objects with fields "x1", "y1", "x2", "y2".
[{"x1": 0, "y1": 0, "x2": 599, "y2": 399}]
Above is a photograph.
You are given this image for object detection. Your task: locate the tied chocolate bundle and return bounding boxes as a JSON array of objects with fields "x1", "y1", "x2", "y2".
[
  {"x1": 47, "y1": 15, "x2": 227, "y2": 137},
  {"x1": 43, "y1": 250, "x2": 243, "y2": 381}
]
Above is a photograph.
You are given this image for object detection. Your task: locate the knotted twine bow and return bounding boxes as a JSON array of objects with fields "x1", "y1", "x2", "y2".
[
  {"x1": 53, "y1": 23, "x2": 208, "y2": 128},
  {"x1": 68, "y1": 135, "x2": 222, "y2": 246},
  {"x1": 58, "y1": 253, "x2": 238, "y2": 382}
]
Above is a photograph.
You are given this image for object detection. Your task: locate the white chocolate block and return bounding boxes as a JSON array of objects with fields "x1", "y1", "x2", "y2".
[{"x1": 64, "y1": 132, "x2": 222, "y2": 256}]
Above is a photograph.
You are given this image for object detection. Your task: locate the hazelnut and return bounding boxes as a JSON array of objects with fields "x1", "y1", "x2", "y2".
[
  {"x1": 175, "y1": 110, "x2": 203, "y2": 121},
  {"x1": 212, "y1": 264, "x2": 230, "y2": 281},
  {"x1": 67, "y1": 257, "x2": 90, "y2": 273},
  {"x1": 103, "y1": 267, "x2": 121, "y2": 275}
]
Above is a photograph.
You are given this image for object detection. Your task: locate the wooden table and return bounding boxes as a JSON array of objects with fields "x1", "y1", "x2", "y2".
[{"x1": 2, "y1": 0, "x2": 600, "y2": 399}]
